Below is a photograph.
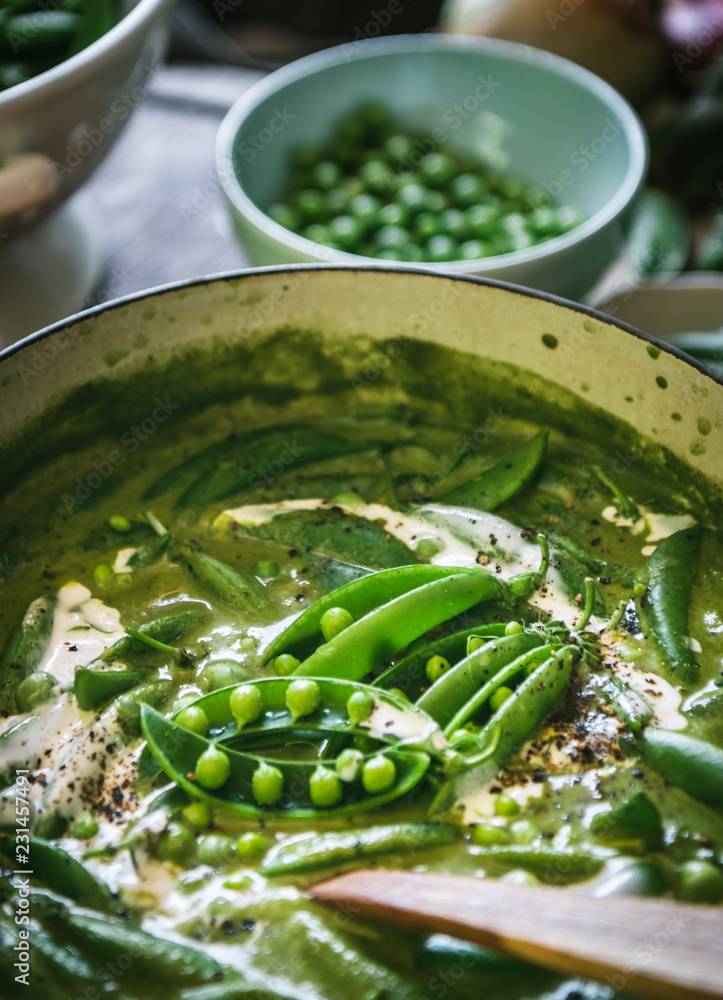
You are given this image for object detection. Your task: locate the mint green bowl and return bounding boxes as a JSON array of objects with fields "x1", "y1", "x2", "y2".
[{"x1": 216, "y1": 35, "x2": 648, "y2": 301}]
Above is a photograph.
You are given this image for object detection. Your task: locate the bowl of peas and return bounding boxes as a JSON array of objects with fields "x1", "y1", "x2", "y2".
[
  {"x1": 0, "y1": 0, "x2": 174, "y2": 234},
  {"x1": 217, "y1": 34, "x2": 648, "y2": 301}
]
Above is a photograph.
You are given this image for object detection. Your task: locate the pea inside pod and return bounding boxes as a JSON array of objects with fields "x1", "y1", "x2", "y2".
[{"x1": 140, "y1": 703, "x2": 430, "y2": 820}]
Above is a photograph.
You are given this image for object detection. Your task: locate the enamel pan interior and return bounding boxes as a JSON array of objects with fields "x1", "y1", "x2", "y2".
[{"x1": 0, "y1": 266, "x2": 721, "y2": 513}]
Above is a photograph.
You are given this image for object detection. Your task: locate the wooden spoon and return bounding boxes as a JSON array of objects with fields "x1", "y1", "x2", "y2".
[{"x1": 311, "y1": 869, "x2": 723, "y2": 1000}]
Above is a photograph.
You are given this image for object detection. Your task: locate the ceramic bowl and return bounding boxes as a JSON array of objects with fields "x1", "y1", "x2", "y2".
[
  {"x1": 0, "y1": 0, "x2": 175, "y2": 234},
  {"x1": 216, "y1": 35, "x2": 648, "y2": 301}
]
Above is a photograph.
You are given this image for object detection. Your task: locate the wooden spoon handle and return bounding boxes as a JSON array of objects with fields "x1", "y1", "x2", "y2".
[{"x1": 311, "y1": 869, "x2": 723, "y2": 1000}]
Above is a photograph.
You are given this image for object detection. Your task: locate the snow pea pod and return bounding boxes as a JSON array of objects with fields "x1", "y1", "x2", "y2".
[
  {"x1": 473, "y1": 844, "x2": 603, "y2": 881},
  {"x1": 100, "y1": 610, "x2": 196, "y2": 662},
  {"x1": 141, "y1": 704, "x2": 430, "y2": 820},
  {"x1": 260, "y1": 821, "x2": 459, "y2": 876},
  {"x1": 435, "y1": 430, "x2": 548, "y2": 510},
  {"x1": 554, "y1": 548, "x2": 606, "y2": 618},
  {"x1": 126, "y1": 531, "x2": 171, "y2": 570},
  {"x1": 176, "y1": 433, "x2": 376, "y2": 510},
  {"x1": 234, "y1": 507, "x2": 418, "y2": 570},
  {"x1": 40, "y1": 903, "x2": 224, "y2": 984},
  {"x1": 294, "y1": 571, "x2": 512, "y2": 683},
  {"x1": 0, "y1": 594, "x2": 56, "y2": 713},
  {"x1": 144, "y1": 422, "x2": 315, "y2": 500},
  {"x1": 372, "y1": 623, "x2": 508, "y2": 697},
  {"x1": 589, "y1": 791, "x2": 663, "y2": 851},
  {"x1": 586, "y1": 859, "x2": 669, "y2": 898},
  {"x1": 74, "y1": 666, "x2": 147, "y2": 711},
  {"x1": 263, "y1": 564, "x2": 479, "y2": 665},
  {"x1": 442, "y1": 642, "x2": 558, "y2": 737},
  {"x1": 603, "y1": 676, "x2": 653, "y2": 734},
  {"x1": 642, "y1": 523, "x2": 702, "y2": 686},
  {"x1": 430, "y1": 647, "x2": 578, "y2": 819},
  {"x1": 0, "y1": 836, "x2": 113, "y2": 911},
  {"x1": 174, "y1": 545, "x2": 267, "y2": 613},
  {"x1": 419, "y1": 631, "x2": 545, "y2": 729},
  {"x1": 640, "y1": 728, "x2": 723, "y2": 808}
]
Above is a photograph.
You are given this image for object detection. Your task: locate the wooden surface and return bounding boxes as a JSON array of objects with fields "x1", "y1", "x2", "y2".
[{"x1": 311, "y1": 869, "x2": 723, "y2": 1000}]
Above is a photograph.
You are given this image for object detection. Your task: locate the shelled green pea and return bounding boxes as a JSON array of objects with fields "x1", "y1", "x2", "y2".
[{"x1": 265, "y1": 101, "x2": 584, "y2": 265}]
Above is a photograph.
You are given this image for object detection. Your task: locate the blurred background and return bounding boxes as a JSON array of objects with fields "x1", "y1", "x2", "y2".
[{"x1": 1, "y1": 0, "x2": 722, "y2": 347}]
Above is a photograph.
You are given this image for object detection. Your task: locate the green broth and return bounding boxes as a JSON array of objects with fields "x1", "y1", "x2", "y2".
[{"x1": 0, "y1": 334, "x2": 721, "y2": 1000}]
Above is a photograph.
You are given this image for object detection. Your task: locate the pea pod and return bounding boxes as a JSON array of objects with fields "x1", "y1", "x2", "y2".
[
  {"x1": 174, "y1": 545, "x2": 267, "y2": 613},
  {"x1": 74, "y1": 666, "x2": 148, "y2": 711},
  {"x1": 232, "y1": 507, "x2": 419, "y2": 570},
  {"x1": 40, "y1": 901, "x2": 224, "y2": 984},
  {"x1": 263, "y1": 564, "x2": 486, "y2": 665},
  {"x1": 640, "y1": 728, "x2": 723, "y2": 808},
  {"x1": 435, "y1": 431, "x2": 548, "y2": 510},
  {"x1": 0, "y1": 836, "x2": 112, "y2": 911},
  {"x1": 141, "y1": 704, "x2": 430, "y2": 820},
  {"x1": 442, "y1": 642, "x2": 559, "y2": 737},
  {"x1": 430, "y1": 647, "x2": 578, "y2": 820},
  {"x1": 177, "y1": 433, "x2": 377, "y2": 510},
  {"x1": 101, "y1": 610, "x2": 196, "y2": 663},
  {"x1": 586, "y1": 859, "x2": 669, "y2": 898},
  {"x1": 589, "y1": 791, "x2": 663, "y2": 851},
  {"x1": 0, "y1": 594, "x2": 56, "y2": 713},
  {"x1": 126, "y1": 531, "x2": 171, "y2": 570},
  {"x1": 554, "y1": 549, "x2": 606, "y2": 618},
  {"x1": 642, "y1": 523, "x2": 702, "y2": 686},
  {"x1": 144, "y1": 421, "x2": 317, "y2": 500},
  {"x1": 260, "y1": 821, "x2": 459, "y2": 876},
  {"x1": 603, "y1": 676, "x2": 653, "y2": 734},
  {"x1": 294, "y1": 570, "x2": 512, "y2": 683},
  {"x1": 472, "y1": 844, "x2": 603, "y2": 881},
  {"x1": 138, "y1": 674, "x2": 446, "y2": 781},
  {"x1": 418, "y1": 631, "x2": 545, "y2": 729},
  {"x1": 372, "y1": 623, "x2": 508, "y2": 697}
]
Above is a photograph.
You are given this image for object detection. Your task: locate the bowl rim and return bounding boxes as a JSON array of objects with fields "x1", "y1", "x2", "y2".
[
  {"x1": 215, "y1": 33, "x2": 649, "y2": 274},
  {"x1": 1, "y1": 263, "x2": 720, "y2": 391},
  {"x1": 0, "y1": 0, "x2": 175, "y2": 107}
]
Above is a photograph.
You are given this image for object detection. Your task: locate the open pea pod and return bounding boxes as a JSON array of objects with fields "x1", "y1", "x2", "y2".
[
  {"x1": 294, "y1": 570, "x2": 513, "y2": 683},
  {"x1": 417, "y1": 630, "x2": 545, "y2": 729},
  {"x1": 642, "y1": 523, "x2": 702, "y2": 687},
  {"x1": 442, "y1": 643, "x2": 560, "y2": 737},
  {"x1": 435, "y1": 431, "x2": 548, "y2": 510},
  {"x1": 141, "y1": 704, "x2": 430, "y2": 820},
  {"x1": 430, "y1": 646, "x2": 578, "y2": 820},
  {"x1": 184, "y1": 675, "x2": 446, "y2": 752},
  {"x1": 372, "y1": 623, "x2": 508, "y2": 697},
  {"x1": 263, "y1": 564, "x2": 483, "y2": 665}
]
